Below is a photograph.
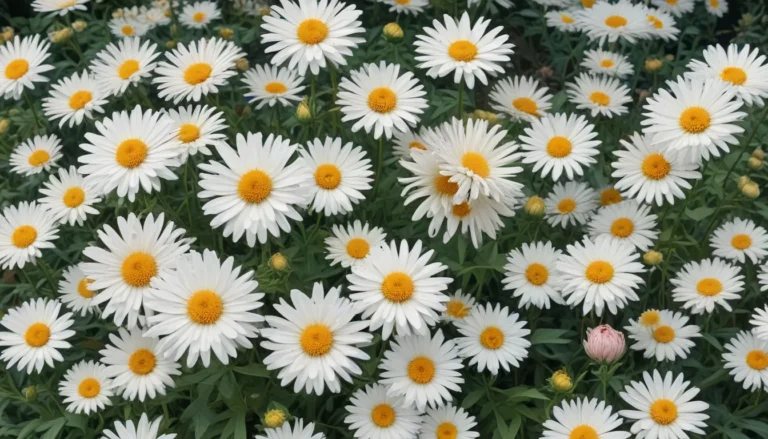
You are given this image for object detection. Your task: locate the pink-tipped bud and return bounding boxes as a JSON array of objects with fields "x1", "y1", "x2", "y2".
[{"x1": 584, "y1": 324, "x2": 625, "y2": 363}]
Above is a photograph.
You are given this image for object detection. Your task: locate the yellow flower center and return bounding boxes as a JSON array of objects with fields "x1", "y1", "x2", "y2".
[
  {"x1": 679, "y1": 107, "x2": 711, "y2": 134},
  {"x1": 314, "y1": 164, "x2": 342, "y2": 190},
  {"x1": 178, "y1": 123, "x2": 200, "y2": 143},
  {"x1": 371, "y1": 404, "x2": 396, "y2": 428},
  {"x1": 600, "y1": 188, "x2": 623, "y2": 206},
  {"x1": 589, "y1": 91, "x2": 611, "y2": 106},
  {"x1": 452, "y1": 202, "x2": 471, "y2": 218},
  {"x1": 512, "y1": 97, "x2": 538, "y2": 116},
  {"x1": 461, "y1": 152, "x2": 490, "y2": 178},
  {"x1": 68, "y1": 90, "x2": 92, "y2": 110},
  {"x1": 581, "y1": 0, "x2": 595, "y2": 7},
  {"x1": 448, "y1": 40, "x2": 478, "y2": 62},
  {"x1": 407, "y1": 356, "x2": 435, "y2": 384},
  {"x1": 557, "y1": 198, "x2": 576, "y2": 214},
  {"x1": 120, "y1": 252, "x2": 157, "y2": 287},
  {"x1": 63, "y1": 187, "x2": 85, "y2": 208},
  {"x1": 746, "y1": 350, "x2": 768, "y2": 370},
  {"x1": 585, "y1": 261, "x2": 614, "y2": 284},
  {"x1": 436, "y1": 422, "x2": 458, "y2": 439},
  {"x1": 187, "y1": 289, "x2": 224, "y2": 324},
  {"x1": 395, "y1": 0, "x2": 411, "y2": 4},
  {"x1": 561, "y1": 14, "x2": 574, "y2": 24},
  {"x1": 569, "y1": 425, "x2": 598, "y2": 439},
  {"x1": 639, "y1": 310, "x2": 660, "y2": 327},
  {"x1": 546, "y1": 136, "x2": 572, "y2": 158},
  {"x1": 610, "y1": 217, "x2": 635, "y2": 238},
  {"x1": 648, "y1": 15, "x2": 664, "y2": 29},
  {"x1": 731, "y1": 233, "x2": 752, "y2": 250},
  {"x1": 381, "y1": 272, "x2": 414, "y2": 303},
  {"x1": 77, "y1": 278, "x2": 94, "y2": 298},
  {"x1": 193, "y1": 11, "x2": 206, "y2": 22},
  {"x1": 128, "y1": 348, "x2": 156, "y2": 375},
  {"x1": 117, "y1": 59, "x2": 140, "y2": 80},
  {"x1": 696, "y1": 278, "x2": 722, "y2": 296},
  {"x1": 408, "y1": 141, "x2": 427, "y2": 150},
  {"x1": 653, "y1": 325, "x2": 675, "y2": 343},
  {"x1": 264, "y1": 81, "x2": 287, "y2": 94},
  {"x1": 480, "y1": 326, "x2": 504, "y2": 350},
  {"x1": 4, "y1": 59, "x2": 29, "y2": 80},
  {"x1": 297, "y1": 18, "x2": 328, "y2": 45},
  {"x1": 238, "y1": 170, "x2": 272, "y2": 203},
  {"x1": 525, "y1": 262, "x2": 549, "y2": 286},
  {"x1": 264, "y1": 410, "x2": 286, "y2": 428},
  {"x1": 121, "y1": 25, "x2": 135, "y2": 36},
  {"x1": 710, "y1": 0, "x2": 719, "y2": 7},
  {"x1": 641, "y1": 153, "x2": 671, "y2": 180},
  {"x1": 300, "y1": 323, "x2": 334, "y2": 356},
  {"x1": 78, "y1": 378, "x2": 101, "y2": 398},
  {"x1": 346, "y1": 238, "x2": 370, "y2": 259},
  {"x1": 600, "y1": 59, "x2": 614, "y2": 68},
  {"x1": 12, "y1": 225, "x2": 37, "y2": 248},
  {"x1": 445, "y1": 300, "x2": 470, "y2": 318},
  {"x1": 183, "y1": 62, "x2": 212, "y2": 85},
  {"x1": 434, "y1": 175, "x2": 459, "y2": 196},
  {"x1": 27, "y1": 149, "x2": 50, "y2": 167},
  {"x1": 115, "y1": 139, "x2": 148, "y2": 168},
  {"x1": 24, "y1": 322, "x2": 50, "y2": 347},
  {"x1": 649, "y1": 399, "x2": 678, "y2": 425},
  {"x1": 367, "y1": 87, "x2": 397, "y2": 113},
  {"x1": 605, "y1": 15, "x2": 627, "y2": 28},
  {"x1": 665, "y1": 0, "x2": 678, "y2": 5}
]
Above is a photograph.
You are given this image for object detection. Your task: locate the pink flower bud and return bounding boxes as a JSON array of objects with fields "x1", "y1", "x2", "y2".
[{"x1": 584, "y1": 324, "x2": 625, "y2": 363}]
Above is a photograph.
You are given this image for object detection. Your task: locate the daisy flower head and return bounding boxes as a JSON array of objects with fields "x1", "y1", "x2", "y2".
[
  {"x1": 644, "y1": 8, "x2": 680, "y2": 42},
  {"x1": 650, "y1": 0, "x2": 693, "y2": 17},
  {"x1": 255, "y1": 419, "x2": 324, "y2": 439},
  {"x1": 344, "y1": 383, "x2": 422, "y2": 439},
  {"x1": 78, "y1": 105, "x2": 182, "y2": 202},
  {"x1": 519, "y1": 113, "x2": 601, "y2": 181},
  {"x1": 558, "y1": 235, "x2": 645, "y2": 316},
  {"x1": 581, "y1": 49, "x2": 634, "y2": 78},
  {"x1": 0, "y1": 35, "x2": 53, "y2": 100},
  {"x1": 687, "y1": 44, "x2": 768, "y2": 107},
  {"x1": 542, "y1": 397, "x2": 631, "y2": 439},
  {"x1": 750, "y1": 306, "x2": 768, "y2": 341},
  {"x1": 722, "y1": 330, "x2": 768, "y2": 392},
  {"x1": 625, "y1": 309, "x2": 700, "y2": 362},
  {"x1": 598, "y1": 185, "x2": 624, "y2": 206},
  {"x1": 180, "y1": 1, "x2": 221, "y2": 28},
  {"x1": 198, "y1": 132, "x2": 312, "y2": 247},
  {"x1": 575, "y1": 0, "x2": 653, "y2": 45},
  {"x1": 544, "y1": 181, "x2": 597, "y2": 228},
  {"x1": 710, "y1": 218, "x2": 768, "y2": 264},
  {"x1": 166, "y1": 104, "x2": 228, "y2": 162},
  {"x1": 89, "y1": 37, "x2": 160, "y2": 97},
  {"x1": 705, "y1": 0, "x2": 727, "y2": 17},
  {"x1": 59, "y1": 360, "x2": 113, "y2": 414},
  {"x1": 379, "y1": 329, "x2": 464, "y2": 410},
  {"x1": 109, "y1": 17, "x2": 149, "y2": 39},
  {"x1": 9, "y1": 134, "x2": 63, "y2": 176},
  {"x1": 642, "y1": 77, "x2": 746, "y2": 162},
  {"x1": 32, "y1": 0, "x2": 89, "y2": 15},
  {"x1": 489, "y1": 75, "x2": 554, "y2": 123},
  {"x1": 81, "y1": 213, "x2": 193, "y2": 328},
  {"x1": 347, "y1": 240, "x2": 452, "y2": 339},
  {"x1": 58, "y1": 264, "x2": 99, "y2": 317},
  {"x1": 502, "y1": 241, "x2": 564, "y2": 309},
  {"x1": 382, "y1": 0, "x2": 429, "y2": 15},
  {"x1": 325, "y1": 220, "x2": 386, "y2": 267},
  {"x1": 611, "y1": 132, "x2": 702, "y2": 205},
  {"x1": 419, "y1": 404, "x2": 479, "y2": 439},
  {"x1": 243, "y1": 63, "x2": 305, "y2": 109},
  {"x1": 619, "y1": 370, "x2": 709, "y2": 439},
  {"x1": 566, "y1": 72, "x2": 632, "y2": 118},
  {"x1": 392, "y1": 126, "x2": 434, "y2": 158},
  {"x1": 670, "y1": 257, "x2": 744, "y2": 314},
  {"x1": 144, "y1": 6, "x2": 172, "y2": 27},
  {"x1": 300, "y1": 137, "x2": 373, "y2": 215},
  {"x1": 442, "y1": 289, "x2": 476, "y2": 323},
  {"x1": 428, "y1": 193, "x2": 516, "y2": 249},
  {"x1": 260, "y1": 0, "x2": 365, "y2": 76},
  {"x1": 42, "y1": 69, "x2": 107, "y2": 127},
  {"x1": 144, "y1": 249, "x2": 265, "y2": 367},
  {"x1": 588, "y1": 200, "x2": 659, "y2": 251},
  {"x1": 0, "y1": 201, "x2": 59, "y2": 270},
  {"x1": 39, "y1": 166, "x2": 101, "y2": 226},
  {"x1": 545, "y1": 9, "x2": 581, "y2": 33},
  {"x1": 153, "y1": 37, "x2": 245, "y2": 103},
  {"x1": 414, "y1": 12, "x2": 514, "y2": 89},
  {"x1": 399, "y1": 148, "x2": 460, "y2": 220},
  {"x1": 261, "y1": 282, "x2": 373, "y2": 395},
  {"x1": 100, "y1": 414, "x2": 176, "y2": 439},
  {"x1": 454, "y1": 303, "x2": 531, "y2": 375}
]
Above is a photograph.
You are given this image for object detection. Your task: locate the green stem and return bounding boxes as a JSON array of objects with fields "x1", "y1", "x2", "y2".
[
  {"x1": 19, "y1": 267, "x2": 39, "y2": 295},
  {"x1": 457, "y1": 81, "x2": 464, "y2": 118},
  {"x1": 37, "y1": 258, "x2": 58, "y2": 294},
  {"x1": 24, "y1": 90, "x2": 40, "y2": 134},
  {"x1": 373, "y1": 136, "x2": 384, "y2": 198}
]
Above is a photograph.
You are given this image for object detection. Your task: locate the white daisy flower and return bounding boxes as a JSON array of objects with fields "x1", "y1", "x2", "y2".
[
  {"x1": 545, "y1": 9, "x2": 581, "y2": 32},
  {"x1": 32, "y1": 0, "x2": 89, "y2": 15},
  {"x1": 42, "y1": 69, "x2": 108, "y2": 127},
  {"x1": 242, "y1": 64, "x2": 305, "y2": 109},
  {"x1": 166, "y1": 104, "x2": 228, "y2": 162},
  {"x1": 261, "y1": 0, "x2": 365, "y2": 75},
  {"x1": 581, "y1": 49, "x2": 634, "y2": 78},
  {"x1": 0, "y1": 201, "x2": 59, "y2": 270},
  {"x1": 100, "y1": 414, "x2": 176, "y2": 439},
  {"x1": 644, "y1": 8, "x2": 680, "y2": 42},
  {"x1": 722, "y1": 330, "x2": 768, "y2": 392},
  {"x1": 710, "y1": 218, "x2": 768, "y2": 264},
  {"x1": 566, "y1": 73, "x2": 632, "y2": 118},
  {"x1": 144, "y1": 7, "x2": 172, "y2": 27},
  {"x1": 58, "y1": 264, "x2": 99, "y2": 317},
  {"x1": 650, "y1": 0, "x2": 693, "y2": 17},
  {"x1": 78, "y1": 105, "x2": 182, "y2": 202},
  {"x1": 344, "y1": 383, "x2": 422, "y2": 439},
  {"x1": 442, "y1": 289, "x2": 476, "y2": 323},
  {"x1": 558, "y1": 235, "x2": 645, "y2": 316},
  {"x1": 255, "y1": 419, "x2": 324, "y2": 439},
  {"x1": 427, "y1": 194, "x2": 516, "y2": 249},
  {"x1": 414, "y1": 12, "x2": 514, "y2": 89},
  {"x1": 419, "y1": 404, "x2": 479, "y2": 439},
  {"x1": 144, "y1": 249, "x2": 265, "y2": 367},
  {"x1": 346, "y1": 240, "x2": 452, "y2": 339},
  {"x1": 542, "y1": 397, "x2": 630, "y2": 439},
  {"x1": 179, "y1": 1, "x2": 221, "y2": 28},
  {"x1": 588, "y1": 200, "x2": 659, "y2": 251},
  {"x1": 0, "y1": 35, "x2": 54, "y2": 100},
  {"x1": 489, "y1": 76, "x2": 554, "y2": 123},
  {"x1": 59, "y1": 360, "x2": 114, "y2": 414},
  {"x1": 379, "y1": 329, "x2": 463, "y2": 410},
  {"x1": 705, "y1": 0, "x2": 727, "y2": 17},
  {"x1": 625, "y1": 309, "x2": 700, "y2": 362},
  {"x1": 670, "y1": 257, "x2": 744, "y2": 314},
  {"x1": 544, "y1": 181, "x2": 597, "y2": 228},
  {"x1": 381, "y1": 0, "x2": 429, "y2": 15},
  {"x1": 153, "y1": 37, "x2": 244, "y2": 103},
  {"x1": 89, "y1": 37, "x2": 160, "y2": 97},
  {"x1": 109, "y1": 17, "x2": 150, "y2": 39},
  {"x1": 325, "y1": 220, "x2": 386, "y2": 267},
  {"x1": 575, "y1": 0, "x2": 653, "y2": 45},
  {"x1": 399, "y1": 148, "x2": 461, "y2": 220},
  {"x1": 392, "y1": 126, "x2": 433, "y2": 158},
  {"x1": 687, "y1": 44, "x2": 768, "y2": 106},
  {"x1": 502, "y1": 241, "x2": 564, "y2": 309},
  {"x1": 9, "y1": 134, "x2": 63, "y2": 176},
  {"x1": 198, "y1": 132, "x2": 312, "y2": 247},
  {"x1": 750, "y1": 306, "x2": 768, "y2": 341},
  {"x1": 598, "y1": 185, "x2": 624, "y2": 207},
  {"x1": 81, "y1": 213, "x2": 193, "y2": 328},
  {"x1": 619, "y1": 370, "x2": 709, "y2": 439},
  {"x1": 519, "y1": 113, "x2": 601, "y2": 181},
  {"x1": 38, "y1": 166, "x2": 101, "y2": 226}
]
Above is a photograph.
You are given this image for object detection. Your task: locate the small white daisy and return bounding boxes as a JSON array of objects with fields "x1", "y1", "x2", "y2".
[
  {"x1": 687, "y1": 44, "x2": 768, "y2": 106},
  {"x1": 705, "y1": 0, "x2": 728, "y2": 17},
  {"x1": 419, "y1": 404, "x2": 479, "y2": 439},
  {"x1": 541, "y1": 397, "x2": 630, "y2": 439},
  {"x1": 545, "y1": 9, "x2": 581, "y2": 32},
  {"x1": 89, "y1": 37, "x2": 160, "y2": 97},
  {"x1": 0, "y1": 201, "x2": 59, "y2": 270},
  {"x1": 588, "y1": 200, "x2": 659, "y2": 251},
  {"x1": 750, "y1": 306, "x2": 768, "y2": 342},
  {"x1": 255, "y1": 419, "x2": 324, "y2": 439},
  {"x1": 625, "y1": 309, "x2": 700, "y2": 362},
  {"x1": 38, "y1": 166, "x2": 101, "y2": 226},
  {"x1": 32, "y1": 0, "x2": 89, "y2": 15},
  {"x1": 489, "y1": 76, "x2": 554, "y2": 123},
  {"x1": 399, "y1": 148, "x2": 461, "y2": 221},
  {"x1": 144, "y1": 7, "x2": 172, "y2": 27},
  {"x1": 722, "y1": 330, "x2": 768, "y2": 392},
  {"x1": 381, "y1": 0, "x2": 429, "y2": 15},
  {"x1": 59, "y1": 360, "x2": 113, "y2": 414},
  {"x1": 166, "y1": 104, "x2": 228, "y2": 162},
  {"x1": 544, "y1": 181, "x2": 597, "y2": 228},
  {"x1": 502, "y1": 241, "x2": 564, "y2": 309},
  {"x1": 58, "y1": 264, "x2": 99, "y2": 317},
  {"x1": 670, "y1": 257, "x2": 744, "y2": 314},
  {"x1": 42, "y1": 69, "x2": 108, "y2": 127},
  {"x1": 243, "y1": 64, "x2": 305, "y2": 109},
  {"x1": 567, "y1": 73, "x2": 632, "y2": 118},
  {"x1": 100, "y1": 414, "x2": 176, "y2": 439},
  {"x1": 392, "y1": 126, "x2": 433, "y2": 158},
  {"x1": 650, "y1": 0, "x2": 693, "y2": 17},
  {"x1": 109, "y1": 17, "x2": 150, "y2": 39},
  {"x1": 581, "y1": 49, "x2": 634, "y2": 78},
  {"x1": 576, "y1": 0, "x2": 652, "y2": 45},
  {"x1": 645, "y1": 8, "x2": 680, "y2": 41},
  {"x1": 325, "y1": 220, "x2": 386, "y2": 267},
  {"x1": 344, "y1": 383, "x2": 422, "y2": 439},
  {"x1": 179, "y1": 1, "x2": 221, "y2": 28},
  {"x1": 442, "y1": 289, "x2": 476, "y2": 323},
  {"x1": 0, "y1": 35, "x2": 54, "y2": 100},
  {"x1": 9, "y1": 134, "x2": 63, "y2": 176},
  {"x1": 710, "y1": 218, "x2": 768, "y2": 264},
  {"x1": 598, "y1": 185, "x2": 624, "y2": 207},
  {"x1": 427, "y1": 194, "x2": 516, "y2": 249}
]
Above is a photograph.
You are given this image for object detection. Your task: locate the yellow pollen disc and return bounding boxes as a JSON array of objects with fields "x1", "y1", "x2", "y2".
[
  {"x1": 546, "y1": 136, "x2": 572, "y2": 158},
  {"x1": 605, "y1": 15, "x2": 627, "y2": 28},
  {"x1": 589, "y1": 91, "x2": 611, "y2": 106},
  {"x1": 679, "y1": 106, "x2": 711, "y2": 134},
  {"x1": 600, "y1": 188, "x2": 623, "y2": 206},
  {"x1": 461, "y1": 152, "x2": 490, "y2": 178},
  {"x1": 407, "y1": 356, "x2": 435, "y2": 384},
  {"x1": 696, "y1": 278, "x2": 722, "y2": 296},
  {"x1": 122, "y1": 25, "x2": 135, "y2": 36},
  {"x1": 187, "y1": 289, "x2": 224, "y2": 324},
  {"x1": 436, "y1": 422, "x2": 458, "y2": 439},
  {"x1": 118, "y1": 59, "x2": 139, "y2": 80},
  {"x1": 525, "y1": 263, "x2": 549, "y2": 286},
  {"x1": 12, "y1": 225, "x2": 37, "y2": 249},
  {"x1": 238, "y1": 170, "x2": 272, "y2": 203},
  {"x1": 641, "y1": 153, "x2": 671, "y2": 180},
  {"x1": 28, "y1": 149, "x2": 50, "y2": 167},
  {"x1": 264, "y1": 81, "x2": 287, "y2": 94},
  {"x1": 648, "y1": 16, "x2": 664, "y2": 29},
  {"x1": 68, "y1": 90, "x2": 92, "y2": 110},
  {"x1": 381, "y1": 272, "x2": 414, "y2": 303},
  {"x1": 434, "y1": 175, "x2": 459, "y2": 196},
  {"x1": 557, "y1": 198, "x2": 576, "y2": 214},
  {"x1": 408, "y1": 141, "x2": 427, "y2": 150},
  {"x1": 610, "y1": 217, "x2": 635, "y2": 238},
  {"x1": 300, "y1": 323, "x2": 334, "y2": 356},
  {"x1": 371, "y1": 404, "x2": 396, "y2": 428},
  {"x1": 653, "y1": 325, "x2": 675, "y2": 343},
  {"x1": 178, "y1": 124, "x2": 200, "y2": 143},
  {"x1": 731, "y1": 233, "x2": 752, "y2": 250},
  {"x1": 600, "y1": 59, "x2": 614, "y2": 68},
  {"x1": 561, "y1": 14, "x2": 574, "y2": 24},
  {"x1": 445, "y1": 300, "x2": 470, "y2": 318},
  {"x1": 480, "y1": 326, "x2": 504, "y2": 350},
  {"x1": 448, "y1": 40, "x2": 478, "y2": 62},
  {"x1": 581, "y1": 0, "x2": 595, "y2": 7},
  {"x1": 512, "y1": 97, "x2": 539, "y2": 116},
  {"x1": 585, "y1": 261, "x2": 614, "y2": 284},
  {"x1": 710, "y1": 0, "x2": 719, "y2": 6},
  {"x1": 78, "y1": 378, "x2": 101, "y2": 398},
  {"x1": 367, "y1": 87, "x2": 397, "y2": 113},
  {"x1": 24, "y1": 322, "x2": 50, "y2": 347},
  {"x1": 569, "y1": 425, "x2": 598, "y2": 439},
  {"x1": 650, "y1": 399, "x2": 678, "y2": 425},
  {"x1": 314, "y1": 163, "x2": 342, "y2": 190},
  {"x1": 183, "y1": 62, "x2": 212, "y2": 85},
  {"x1": 297, "y1": 18, "x2": 328, "y2": 45},
  {"x1": 120, "y1": 252, "x2": 157, "y2": 287},
  {"x1": 128, "y1": 348, "x2": 156, "y2": 375},
  {"x1": 115, "y1": 139, "x2": 148, "y2": 168},
  {"x1": 746, "y1": 350, "x2": 768, "y2": 370},
  {"x1": 346, "y1": 238, "x2": 370, "y2": 259},
  {"x1": 665, "y1": 0, "x2": 678, "y2": 4},
  {"x1": 77, "y1": 278, "x2": 94, "y2": 298},
  {"x1": 395, "y1": 0, "x2": 411, "y2": 4},
  {"x1": 193, "y1": 11, "x2": 206, "y2": 22},
  {"x1": 5, "y1": 59, "x2": 29, "y2": 80},
  {"x1": 63, "y1": 187, "x2": 85, "y2": 208},
  {"x1": 452, "y1": 202, "x2": 471, "y2": 218},
  {"x1": 640, "y1": 310, "x2": 660, "y2": 327}
]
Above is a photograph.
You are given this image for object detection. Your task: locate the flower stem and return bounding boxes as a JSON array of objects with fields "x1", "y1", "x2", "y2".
[
  {"x1": 24, "y1": 90, "x2": 40, "y2": 134},
  {"x1": 457, "y1": 81, "x2": 464, "y2": 118},
  {"x1": 373, "y1": 136, "x2": 384, "y2": 198}
]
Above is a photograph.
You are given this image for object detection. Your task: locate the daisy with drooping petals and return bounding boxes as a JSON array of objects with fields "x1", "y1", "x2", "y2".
[
  {"x1": 598, "y1": 186, "x2": 624, "y2": 206},
  {"x1": 519, "y1": 113, "x2": 601, "y2": 181},
  {"x1": 670, "y1": 257, "x2": 744, "y2": 314},
  {"x1": 428, "y1": 194, "x2": 516, "y2": 249},
  {"x1": 243, "y1": 64, "x2": 305, "y2": 109},
  {"x1": 588, "y1": 200, "x2": 659, "y2": 251},
  {"x1": 414, "y1": 12, "x2": 514, "y2": 89},
  {"x1": 399, "y1": 149, "x2": 460, "y2": 220},
  {"x1": 344, "y1": 383, "x2": 422, "y2": 439},
  {"x1": 0, "y1": 201, "x2": 59, "y2": 270},
  {"x1": 109, "y1": 17, "x2": 149, "y2": 39},
  {"x1": 567, "y1": 73, "x2": 632, "y2": 118},
  {"x1": 59, "y1": 360, "x2": 114, "y2": 414},
  {"x1": 576, "y1": 0, "x2": 652, "y2": 45},
  {"x1": 502, "y1": 241, "x2": 564, "y2": 309},
  {"x1": 625, "y1": 309, "x2": 700, "y2": 362},
  {"x1": 545, "y1": 9, "x2": 581, "y2": 32},
  {"x1": 489, "y1": 76, "x2": 553, "y2": 123},
  {"x1": 261, "y1": 283, "x2": 372, "y2": 395},
  {"x1": 705, "y1": 0, "x2": 728, "y2": 17},
  {"x1": 0, "y1": 35, "x2": 54, "y2": 100},
  {"x1": 581, "y1": 49, "x2": 634, "y2": 78},
  {"x1": 261, "y1": 0, "x2": 365, "y2": 76},
  {"x1": 100, "y1": 414, "x2": 176, "y2": 439},
  {"x1": 419, "y1": 404, "x2": 479, "y2": 439},
  {"x1": 619, "y1": 370, "x2": 709, "y2": 439},
  {"x1": 38, "y1": 166, "x2": 101, "y2": 226},
  {"x1": 544, "y1": 181, "x2": 597, "y2": 228},
  {"x1": 687, "y1": 44, "x2": 768, "y2": 106},
  {"x1": 90, "y1": 37, "x2": 160, "y2": 97},
  {"x1": 722, "y1": 330, "x2": 768, "y2": 392},
  {"x1": 442, "y1": 289, "x2": 476, "y2": 323},
  {"x1": 32, "y1": 0, "x2": 89, "y2": 15},
  {"x1": 644, "y1": 8, "x2": 680, "y2": 41},
  {"x1": 325, "y1": 221, "x2": 386, "y2": 267},
  {"x1": 382, "y1": 0, "x2": 429, "y2": 15},
  {"x1": 144, "y1": 249, "x2": 265, "y2": 367},
  {"x1": 710, "y1": 218, "x2": 768, "y2": 264},
  {"x1": 392, "y1": 126, "x2": 434, "y2": 158},
  {"x1": 58, "y1": 264, "x2": 99, "y2": 317},
  {"x1": 144, "y1": 7, "x2": 172, "y2": 27},
  {"x1": 153, "y1": 37, "x2": 244, "y2": 103},
  {"x1": 78, "y1": 106, "x2": 182, "y2": 202},
  {"x1": 650, "y1": 0, "x2": 693, "y2": 17},
  {"x1": 166, "y1": 104, "x2": 228, "y2": 162},
  {"x1": 9, "y1": 134, "x2": 63, "y2": 176},
  {"x1": 558, "y1": 235, "x2": 645, "y2": 316},
  {"x1": 179, "y1": 1, "x2": 221, "y2": 28},
  {"x1": 81, "y1": 213, "x2": 193, "y2": 328},
  {"x1": 198, "y1": 133, "x2": 312, "y2": 247},
  {"x1": 255, "y1": 419, "x2": 324, "y2": 439},
  {"x1": 379, "y1": 329, "x2": 463, "y2": 410},
  {"x1": 347, "y1": 240, "x2": 452, "y2": 339},
  {"x1": 541, "y1": 397, "x2": 630, "y2": 439},
  {"x1": 42, "y1": 69, "x2": 108, "y2": 127}
]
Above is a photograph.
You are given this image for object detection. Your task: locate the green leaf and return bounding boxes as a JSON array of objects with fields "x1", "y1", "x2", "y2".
[
  {"x1": 233, "y1": 363, "x2": 271, "y2": 378},
  {"x1": 461, "y1": 388, "x2": 485, "y2": 409},
  {"x1": 504, "y1": 387, "x2": 549, "y2": 401},
  {"x1": 531, "y1": 329, "x2": 572, "y2": 345},
  {"x1": 685, "y1": 207, "x2": 715, "y2": 221}
]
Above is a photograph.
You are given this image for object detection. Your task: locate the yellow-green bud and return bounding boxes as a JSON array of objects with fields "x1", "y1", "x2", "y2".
[
  {"x1": 49, "y1": 28, "x2": 73, "y2": 44},
  {"x1": 551, "y1": 369, "x2": 572, "y2": 392},
  {"x1": 645, "y1": 58, "x2": 663, "y2": 72},
  {"x1": 269, "y1": 253, "x2": 288, "y2": 271},
  {"x1": 664, "y1": 54, "x2": 675, "y2": 62},
  {"x1": 1, "y1": 27, "x2": 14, "y2": 42},
  {"x1": 0, "y1": 118, "x2": 9, "y2": 134},
  {"x1": 165, "y1": 40, "x2": 177, "y2": 49},
  {"x1": 752, "y1": 148, "x2": 765, "y2": 161},
  {"x1": 219, "y1": 28, "x2": 234, "y2": 40},
  {"x1": 523, "y1": 196, "x2": 546, "y2": 217},
  {"x1": 748, "y1": 157, "x2": 763, "y2": 170},
  {"x1": 296, "y1": 99, "x2": 312, "y2": 122},
  {"x1": 738, "y1": 176, "x2": 752, "y2": 190},
  {"x1": 643, "y1": 250, "x2": 663, "y2": 266},
  {"x1": 235, "y1": 58, "x2": 249, "y2": 72},
  {"x1": 23, "y1": 386, "x2": 37, "y2": 402},
  {"x1": 383, "y1": 23, "x2": 404, "y2": 42},
  {"x1": 742, "y1": 182, "x2": 760, "y2": 199},
  {"x1": 264, "y1": 409, "x2": 287, "y2": 429},
  {"x1": 72, "y1": 20, "x2": 87, "y2": 32}
]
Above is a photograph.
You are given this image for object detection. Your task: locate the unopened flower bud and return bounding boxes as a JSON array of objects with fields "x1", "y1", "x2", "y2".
[
  {"x1": 49, "y1": 28, "x2": 73, "y2": 44},
  {"x1": 664, "y1": 54, "x2": 675, "y2": 62},
  {"x1": 235, "y1": 58, "x2": 249, "y2": 72},
  {"x1": 296, "y1": 99, "x2": 311, "y2": 122},
  {"x1": 752, "y1": 148, "x2": 765, "y2": 161},
  {"x1": 742, "y1": 182, "x2": 760, "y2": 199},
  {"x1": 259, "y1": 6, "x2": 272, "y2": 15},
  {"x1": 738, "y1": 175, "x2": 752, "y2": 190},
  {"x1": 645, "y1": 58, "x2": 663, "y2": 72},
  {"x1": 524, "y1": 196, "x2": 546, "y2": 216},
  {"x1": 383, "y1": 22, "x2": 403, "y2": 42},
  {"x1": 537, "y1": 65, "x2": 554, "y2": 79},
  {"x1": 269, "y1": 253, "x2": 288, "y2": 271},
  {"x1": 1, "y1": 27, "x2": 14, "y2": 42},
  {"x1": 551, "y1": 369, "x2": 572, "y2": 392},
  {"x1": 264, "y1": 409, "x2": 287, "y2": 428},
  {"x1": 584, "y1": 325, "x2": 625, "y2": 364},
  {"x1": 219, "y1": 27, "x2": 234, "y2": 40},
  {"x1": 643, "y1": 249, "x2": 663, "y2": 266},
  {"x1": 24, "y1": 386, "x2": 37, "y2": 402},
  {"x1": 0, "y1": 118, "x2": 9, "y2": 134},
  {"x1": 112, "y1": 9, "x2": 124, "y2": 18},
  {"x1": 748, "y1": 156, "x2": 763, "y2": 170},
  {"x1": 165, "y1": 40, "x2": 177, "y2": 49},
  {"x1": 72, "y1": 20, "x2": 87, "y2": 32}
]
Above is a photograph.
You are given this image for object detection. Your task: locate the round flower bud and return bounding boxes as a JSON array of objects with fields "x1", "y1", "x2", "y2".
[
  {"x1": 264, "y1": 409, "x2": 287, "y2": 429},
  {"x1": 643, "y1": 249, "x2": 663, "y2": 266},
  {"x1": 748, "y1": 157, "x2": 763, "y2": 170},
  {"x1": 71, "y1": 20, "x2": 87, "y2": 32},
  {"x1": 219, "y1": 28, "x2": 234, "y2": 40},
  {"x1": 738, "y1": 175, "x2": 752, "y2": 190},
  {"x1": 524, "y1": 196, "x2": 546, "y2": 217},
  {"x1": 0, "y1": 118, "x2": 10, "y2": 134},
  {"x1": 742, "y1": 182, "x2": 760, "y2": 199},
  {"x1": 269, "y1": 253, "x2": 288, "y2": 271},
  {"x1": 235, "y1": 58, "x2": 249, "y2": 72},
  {"x1": 583, "y1": 324, "x2": 625, "y2": 364},
  {"x1": 752, "y1": 148, "x2": 765, "y2": 161},
  {"x1": 645, "y1": 58, "x2": 663, "y2": 72},
  {"x1": 49, "y1": 28, "x2": 73, "y2": 44},
  {"x1": 296, "y1": 100, "x2": 312, "y2": 122},
  {"x1": 24, "y1": 386, "x2": 37, "y2": 402},
  {"x1": 383, "y1": 22, "x2": 404, "y2": 42},
  {"x1": 551, "y1": 369, "x2": 572, "y2": 392},
  {"x1": 165, "y1": 40, "x2": 177, "y2": 49}
]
